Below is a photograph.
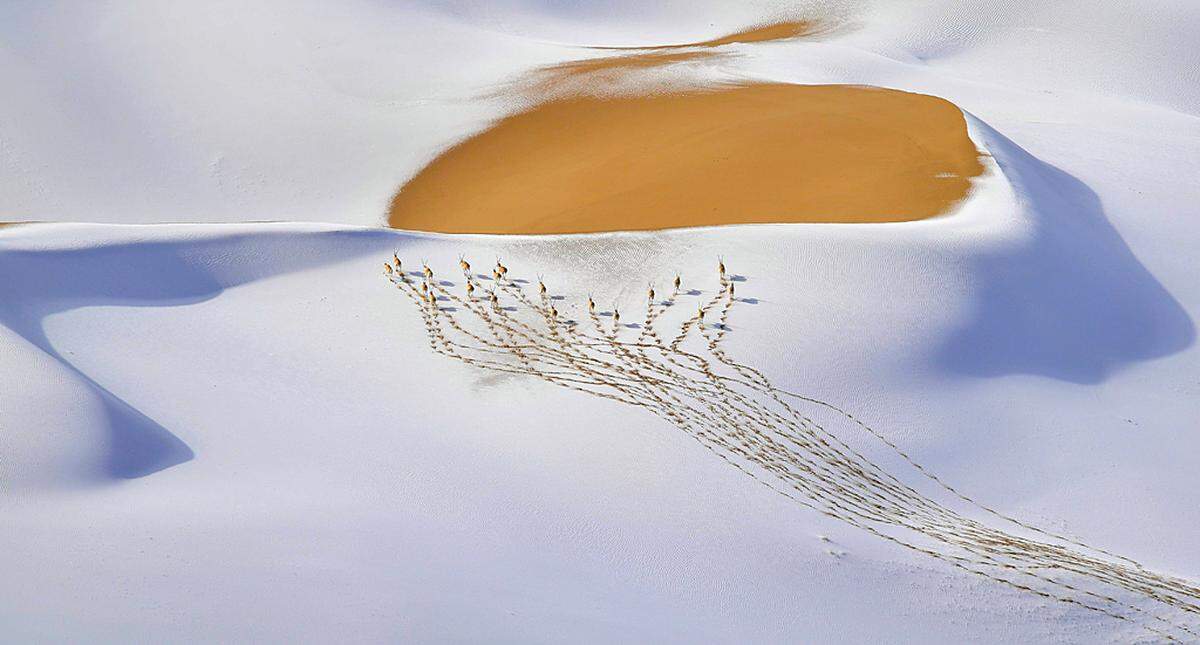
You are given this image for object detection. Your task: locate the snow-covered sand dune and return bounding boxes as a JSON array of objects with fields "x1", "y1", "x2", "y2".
[
  {"x1": 2, "y1": 1, "x2": 1199, "y2": 642},
  {"x1": 388, "y1": 84, "x2": 984, "y2": 232}
]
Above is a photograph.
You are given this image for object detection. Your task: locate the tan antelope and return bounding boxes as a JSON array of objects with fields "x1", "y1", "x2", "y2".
[
  {"x1": 538, "y1": 276, "x2": 547, "y2": 296},
  {"x1": 420, "y1": 281, "x2": 428, "y2": 295},
  {"x1": 466, "y1": 281, "x2": 475, "y2": 297},
  {"x1": 423, "y1": 263, "x2": 433, "y2": 279},
  {"x1": 673, "y1": 274, "x2": 681, "y2": 291},
  {"x1": 393, "y1": 253, "x2": 401, "y2": 268},
  {"x1": 698, "y1": 305, "x2": 705, "y2": 319},
  {"x1": 647, "y1": 285, "x2": 655, "y2": 302},
  {"x1": 459, "y1": 256, "x2": 471, "y2": 273},
  {"x1": 549, "y1": 305, "x2": 558, "y2": 319},
  {"x1": 587, "y1": 296, "x2": 596, "y2": 314},
  {"x1": 727, "y1": 282, "x2": 735, "y2": 296},
  {"x1": 718, "y1": 258, "x2": 726, "y2": 277},
  {"x1": 383, "y1": 262, "x2": 393, "y2": 275},
  {"x1": 489, "y1": 292, "x2": 499, "y2": 306},
  {"x1": 613, "y1": 308, "x2": 620, "y2": 324}
]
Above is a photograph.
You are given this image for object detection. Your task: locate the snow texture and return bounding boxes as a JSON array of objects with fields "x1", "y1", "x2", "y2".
[{"x1": 1, "y1": 1, "x2": 1198, "y2": 642}]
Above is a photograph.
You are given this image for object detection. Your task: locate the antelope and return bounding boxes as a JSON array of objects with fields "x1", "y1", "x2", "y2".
[
  {"x1": 613, "y1": 308, "x2": 620, "y2": 324},
  {"x1": 383, "y1": 262, "x2": 393, "y2": 275},
  {"x1": 466, "y1": 281, "x2": 475, "y2": 297},
  {"x1": 493, "y1": 268, "x2": 502, "y2": 281},
  {"x1": 727, "y1": 282, "x2": 735, "y2": 296},
  {"x1": 423, "y1": 262, "x2": 433, "y2": 279},
  {"x1": 538, "y1": 276, "x2": 547, "y2": 295},
  {"x1": 549, "y1": 305, "x2": 558, "y2": 319},
  {"x1": 393, "y1": 253, "x2": 401, "y2": 268},
  {"x1": 587, "y1": 296, "x2": 596, "y2": 314},
  {"x1": 673, "y1": 274, "x2": 681, "y2": 291},
  {"x1": 718, "y1": 258, "x2": 726, "y2": 277},
  {"x1": 420, "y1": 282, "x2": 428, "y2": 295},
  {"x1": 459, "y1": 256, "x2": 471, "y2": 273},
  {"x1": 489, "y1": 292, "x2": 499, "y2": 306},
  {"x1": 647, "y1": 285, "x2": 655, "y2": 302},
  {"x1": 698, "y1": 305, "x2": 705, "y2": 319}
]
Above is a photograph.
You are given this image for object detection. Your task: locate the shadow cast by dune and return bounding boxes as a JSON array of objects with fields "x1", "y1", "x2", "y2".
[
  {"x1": 101, "y1": 387, "x2": 195, "y2": 478},
  {"x1": 939, "y1": 124, "x2": 1195, "y2": 384},
  {"x1": 0, "y1": 228, "x2": 389, "y2": 480}
]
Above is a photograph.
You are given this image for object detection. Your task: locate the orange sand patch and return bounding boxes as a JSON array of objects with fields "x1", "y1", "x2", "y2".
[
  {"x1": 520, "y1": 49, "x2": 725, "y2": 99},
  {"x1": 388, "y1": 83, "x2": 983, "y2": 234},
  {"x1": 504, "y1": 18, "x2": 841, "y2": 102},
  {"x1": 544, "y1": 49, "x2": 721, "y2": 77},
  {"x1": 596, "y1": 20, "x2": 824, "y2": 50},
  {"x1": 520, "y1": 20, "x2": 826, "y2": 96}
]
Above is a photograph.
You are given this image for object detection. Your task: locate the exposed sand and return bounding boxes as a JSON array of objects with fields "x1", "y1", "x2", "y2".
[
  {"x1": 518, "y1": 49, "x2": 725, "y2": 100},
  {"x1": 539, "y1": 49, "x2": 721, "y2": 79},
  {"x1": 388, "y1": 83, "x2": 984, "y2": 234},
  {"x1": 596, "y1": 20, "x2": 824, "y2": 50},
  {"x1": 519, "y1": 20, "x2": 828, "y2": 97}
]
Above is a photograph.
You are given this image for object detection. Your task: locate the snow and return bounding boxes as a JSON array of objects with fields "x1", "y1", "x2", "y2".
[{"x1": 2, "y1": 1, "x2": 1199, "y2": 642}]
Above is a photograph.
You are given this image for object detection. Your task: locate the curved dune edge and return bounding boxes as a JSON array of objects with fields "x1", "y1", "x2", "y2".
[{"x1": 388, "y1": 83, "x2": 984, "y2": 234}]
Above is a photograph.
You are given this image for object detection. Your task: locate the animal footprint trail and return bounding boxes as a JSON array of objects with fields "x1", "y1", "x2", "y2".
[{"x1": 384, "y1": 256, "x2": 1200, "y2": 641}]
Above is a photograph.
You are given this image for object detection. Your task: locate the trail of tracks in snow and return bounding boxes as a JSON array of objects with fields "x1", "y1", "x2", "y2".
[{"x1": 385, "y1": 257, "x2": 1200, "y2": 641}]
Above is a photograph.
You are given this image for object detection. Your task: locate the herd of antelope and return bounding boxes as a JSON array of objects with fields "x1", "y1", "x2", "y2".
[{"x1": 383, "y1": 254, "x2": 1200, "y2": 641}]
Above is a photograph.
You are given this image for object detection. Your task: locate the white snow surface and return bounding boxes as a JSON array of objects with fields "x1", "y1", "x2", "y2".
[{"x1": 1, "y1": 1, "x2": 1199, "y2": 642}]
